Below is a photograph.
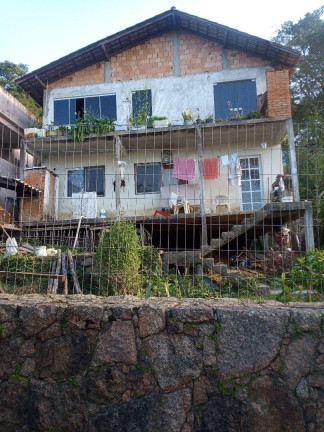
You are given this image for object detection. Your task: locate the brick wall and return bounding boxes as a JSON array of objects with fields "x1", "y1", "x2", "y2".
[
  {"x1": 266, "y1": 69, "x2": 292, "y2": 117},
  {"x1": 227, "y1": 49, "x2": 269, "y2": 69},
  {"x1": 48, "y1": 62, "x2": 105, "y2": 89},
  {"x1": 111, "y1": 34, "x2": 173, "y2": 81},
  {"x1": 21, "y1": 169, "x2": 46, "y2": 222},
  {"x1": 179, "y1": 32, "x2": 223, "y2": 74}
]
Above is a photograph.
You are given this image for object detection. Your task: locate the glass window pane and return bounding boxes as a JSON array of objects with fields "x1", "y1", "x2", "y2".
[
  {"x1": 54, "y1": 100, "x2": 69, "y2": 125},
  {"x1": 68, "y1": 170, "x2": 84, "y2": 197},
  {"x1": 85, "y1": 97, "x2": 100, "y2": 118},
  {"x1": 241, "y1": 170, "x2": 250, "y2": 180},
  {"x1": 252, "y1": 191, "x2": 262, "y2": 202},
  {"x1": 250, "y1": 158, "x2": 259, "y2": 168},
  {"x1": 251, "y1": 180, "x2": 261, "y2": 190},
  {"x1": 240, "y1": 159, "x2": 248, "y2": 169},
  {"x1": 136, "y1": 164, "x2": 161, "y2": 194},
  {"x1": 101, "y1": 95, "x2": 117, "y2": 120},
  {"x1": 85, "y1": 167, "x2": 105, "y2": 196},
  {"x1": 242, "y1": 192, "x2": 251, "y2": 202},
  {"x1": 241, "y1": 181, "x2": 250, "y2": 192},
  {"x1": 132, "y1": 90, "x2": 152, "y2": 120},
  {"x1": 250, "y1": 169, "x2": 260, "y2": 179}
]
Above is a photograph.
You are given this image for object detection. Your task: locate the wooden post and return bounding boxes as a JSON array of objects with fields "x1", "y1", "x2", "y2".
[
  {"x1": 67, "y1": 249, "x2": 82, "y2": 294},
  {"x1": 51, "y1": 249, "x2": 62, "y2": 294},
  {"x1": 286, "y1": 118, "x2": 300, "y2": 201},
  {"x1": 114, "y1": 134, "x2": 122, "y2": 220},
  {"x1": 304, "y1": 202, "x2": 315, "y2": 251},
  {"x1": 196, "y1": 125, "x2": 208, "y2": 246},
  {"x1": 61, "y1": 254, "x2": 68, "y2": 295},
  {"x1": 19, "y1": 139, "x2": 26, "y2": 181}
]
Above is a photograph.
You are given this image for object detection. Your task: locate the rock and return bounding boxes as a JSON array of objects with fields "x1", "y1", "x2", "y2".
[
  {"x1": 308, "y1": 374, "x2": 324, "y2": 389},
  {"x1": 255, "y1": 284, "x2": 271, "y2": 297},
  {"x1": 19, "y1": 304, "x2": 58, "y2": 338},
  {"x1": 193, "y1": 377, "x2": 208, "y2": 406},
  {"x1": 296, "y1": 377, "x2": 309, "y2": 399},
  {"x1": 29, "y1": 380, "x2": 87, "y2": 431},
  {"x1": 85, "y1": 365, "x2": 127, "y2": 404},
  {"x1": 290, "y1": 309, "x2": 322, "y2": 332},
  {"x1": 20, "y1": 357, "x2": 35, "y2": 377},
  {"x1": 280, "y1": 334, "x2": 317, "y2": 390},
  {"x1": 0, "y1": 341, "x2": 21, "y2": 380},
  {"x1": 167, "y1": 305, "x2": 214, "y2": 323},
  {"x1": 200, "y1": 395, "x2": 247, "y2": 431},
  {"x1": 216, "y1": 306, "x2": 289, "y2": 377},
  {"x1": 0, "y1": 382, "x2": 29, "y2": 430},
  {"x1": 92, "y1": 320, "x2": 137, "y2": 366},
  {"x1": 36, "y1": 334, "x2": 95, "y2": 379},
  {"x1": 247, "y1": 376, "x2": 304, "y2": 431},
  {"x1": 91, "y1": 389, "x2": 191, "y2": 432},
  {"x1": 138, "y1": 304, "x2": 165, "y2": 338},
  {"x1": 143, "y1": 333, "x2": 202, "y2": 391}
]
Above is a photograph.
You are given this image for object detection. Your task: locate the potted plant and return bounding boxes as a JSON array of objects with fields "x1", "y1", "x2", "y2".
[
  {"x1": 152, "y1": 116, "x2": 168, "y2": 128},
  {"x1": 182, "y1": 110, "x2": 194, "y2": 126},
  {"x1": 196, "y1": 108, "x2": 202, "y2": 124},
  {"x1": 205, "y1": 114, "x2": 214, "y2": 124}
]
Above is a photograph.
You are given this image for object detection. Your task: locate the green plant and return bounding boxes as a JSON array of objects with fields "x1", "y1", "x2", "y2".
[
  {"x1": 95, "y1": 221, "x2": 142, "y2": 296},
  {"x1": 243, "y1": 111, "x2": 261, "y2": 119},
  {"x1": 68, "y1": 377, "x2": 79, "y2": 388},
  {"x1": 182, "y1": 110, "x2": 193, "y2": 121},
  {"x1": 70, "y1": 111, "x2": 114, "y2": 142}
]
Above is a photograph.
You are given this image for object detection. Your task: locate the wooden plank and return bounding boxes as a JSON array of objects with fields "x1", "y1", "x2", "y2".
[
  {"x1": 67, "y1": 249, "x2": 82, "y2": 294},
  {"x1": 52, "y1": 249, "x2": 62, "y2": 294},
  {"x1": 0, "y1": 271, "x2": 65, "y2": 280},
  {"x1": 61, "y1": 254, "x2": 68, "y2": 295}
]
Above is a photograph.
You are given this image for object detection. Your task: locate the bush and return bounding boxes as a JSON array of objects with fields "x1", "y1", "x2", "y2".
[{"x1": 95, "y1": 221, "x2": 141, "y2": 296}]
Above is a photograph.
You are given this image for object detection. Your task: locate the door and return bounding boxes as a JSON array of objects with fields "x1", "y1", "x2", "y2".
[{"x1": 240, "y1": 156, "x2": 263, "y2": 210}]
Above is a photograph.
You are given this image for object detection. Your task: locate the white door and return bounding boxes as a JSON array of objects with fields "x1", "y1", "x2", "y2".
[{"x1": 240, "y1": 156, "x2": 263, "y2": 210}]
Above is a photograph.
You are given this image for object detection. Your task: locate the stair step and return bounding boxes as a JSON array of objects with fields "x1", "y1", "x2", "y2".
[
  {"x1": 213, "y1": 263, "x2": 228, "y2": 276},
  {"x1": 225, "y1": 269, "x2": 240, "y2": 279},
  {"x1": 231, "y1": 225, "x2": 243, "y2": 234},
  {"x1": 210, "y1": 238, "x2": 223, "y2": 248},
  {"x1": 201, "y1": 258, "x2": 215, "y2": 270},
  {"x1": 221, "y1": 231, "x2": 235, "y2": 241}
]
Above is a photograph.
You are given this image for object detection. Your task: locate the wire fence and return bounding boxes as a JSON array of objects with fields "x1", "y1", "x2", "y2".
[{"x1": 0, "y1": 120, "x2": 323, "y2": 301}]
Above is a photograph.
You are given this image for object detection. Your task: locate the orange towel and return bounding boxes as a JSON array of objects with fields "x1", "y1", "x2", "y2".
[{"x1": 203, "y1": 158, "x2": 219, "y2": 179}]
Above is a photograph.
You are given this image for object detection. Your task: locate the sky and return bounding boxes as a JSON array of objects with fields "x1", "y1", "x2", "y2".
[{"x1": 1, "y1": 0, "x2": 323, "y2": 73}]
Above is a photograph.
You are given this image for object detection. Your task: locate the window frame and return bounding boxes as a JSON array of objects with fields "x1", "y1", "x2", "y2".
[
  {"x1": 54, "y1": 94, "x2": 117, "y2": 126},
  {"x1": 135, "y1": 162, "x2": 162, "y2": 195},
  {"x1": 67, "y1": 166, "x2": 105, "y2": 197}
]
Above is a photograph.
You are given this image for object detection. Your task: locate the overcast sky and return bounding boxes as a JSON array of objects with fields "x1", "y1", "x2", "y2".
[{"x1": 1, "y1": 0, "x2": 323, "y2": 72}]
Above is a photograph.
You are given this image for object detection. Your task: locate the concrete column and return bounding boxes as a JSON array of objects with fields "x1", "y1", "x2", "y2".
[
  {"x1": 286, "y1": 118, "x2": 300, "y2": 201},
  {"x1": 19, "y1": 139, "x2": 26, "y2": 180},
  {"x1": 304, "y1": 202, "x2": 315, "y2": 251},
  {"x1": 114, "y1": 135, "x2": 122, "y2": 220}
]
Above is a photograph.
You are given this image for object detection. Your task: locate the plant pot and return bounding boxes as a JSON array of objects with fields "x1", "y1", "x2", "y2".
[
  {"x1": 153, "y1": 119, "x2": 168, "y2": 128},
  {"x1": 131, "y1": 125, "x2": 146, "y2": 131},
  {"x1": 184, "y1": 120, "x2": 194, "y2": 126},
  {"x1": 205, "y1": 119, "x2": 213, "y2": 124},
  {"x1": 196, "y1": 119, "x2": 202, "y2": 124}
]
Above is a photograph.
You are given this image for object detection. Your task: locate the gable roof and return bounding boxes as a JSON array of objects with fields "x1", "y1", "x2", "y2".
[{"x1": 17, "y1": 8, "x2": 300, "y2": 104}]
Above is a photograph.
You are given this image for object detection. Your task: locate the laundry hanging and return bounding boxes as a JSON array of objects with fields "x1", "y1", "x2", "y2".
[
  {"x1": 203, "y1": 158, "x2": 219, "y2": 179},
  {"x1": 228, "y1": 153, "x2": 242, "y2": 186},
  {"x1": 172, "y1": 158, "x2": 195, "y2": 181}
]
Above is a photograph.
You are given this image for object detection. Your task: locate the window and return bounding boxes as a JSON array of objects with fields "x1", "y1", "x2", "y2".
[
  {"x1": 240, "y1": 156, "x2": 262, "y2": 210},
  {"x1": 214, "y1": 80, "x2": 257, "y2": 120},
  {"x1": 67, "y1": 167, "x2": 105, "y2": 197},
  {"x1": 54, "y1": 94, "x2": 116, "y2": 125},
  {"x1": 132, "y1": 90, "x2": 152, "y2": 123},
  {"x1": 135, "y1": 163, "x2": 161, "y2": 194}
]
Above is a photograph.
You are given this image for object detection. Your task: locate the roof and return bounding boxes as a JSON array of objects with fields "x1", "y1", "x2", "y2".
[
  {"x1": 16, "y1": 8, "x2": 300, "y2": 104},
  {"x1": 0, "y1": 176, "x2": 41, "y2": 196}
]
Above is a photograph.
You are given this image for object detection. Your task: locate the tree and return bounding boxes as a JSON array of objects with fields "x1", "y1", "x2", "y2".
[
  {"x1": 0, "y1": 60, "x2": 42, "y2": 120},
  {"x1": 274, "y1": 7, "x2": 324, "y2": 123},
  {"x1": 274, "y1": 7, "x2": 324, "y2": 247}
]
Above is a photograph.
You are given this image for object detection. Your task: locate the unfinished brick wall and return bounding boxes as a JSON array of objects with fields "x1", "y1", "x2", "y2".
[
  {"x1": 266, "y1": 69, "x2": 292, "y2": 117},
  {"x1": 21, "y1": 169, "x2": 46, "y2": 222},
  {"x1": 227, "y1": 49, "x2": 269, "y2": 69},
  {"x1": 111, "y1": 34, "x2": 173, "y2": 81},
  {"x1": 48, "y1": 62, "x2": 105, "y2": 89},
  {"x1": 179, "y1": 32, "x2": 223, "y2": 74}
]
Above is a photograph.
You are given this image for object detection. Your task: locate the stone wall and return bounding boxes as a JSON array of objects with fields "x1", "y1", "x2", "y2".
[{"x1": 0, "y1": 295, "x2": 323, "y2": 431}]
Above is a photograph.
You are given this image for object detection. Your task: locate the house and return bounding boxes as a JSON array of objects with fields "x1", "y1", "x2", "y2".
[
  {"x1": 0, "y1": 86, "x2": 39, "y2": 225},
  {"x1": 16, "y1": 8, "x2": 315, "y2": 262}
]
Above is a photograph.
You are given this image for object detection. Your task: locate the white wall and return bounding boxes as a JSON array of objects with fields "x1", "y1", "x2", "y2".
[{"x1": 43, "y1": 66, "x2": 270, "y2": 127}]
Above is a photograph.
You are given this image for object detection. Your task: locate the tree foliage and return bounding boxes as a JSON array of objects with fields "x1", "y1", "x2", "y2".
[
  {"x1": 274, "y1": 6, "x2": 324, "y2": 123},
  {"x1": 0, "y1": 60, "x2": 42, "y2": 120}
]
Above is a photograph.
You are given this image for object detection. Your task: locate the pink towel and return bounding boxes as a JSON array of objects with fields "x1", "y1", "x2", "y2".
[
  {"x1": 203, "y1": 158, "x2": 219, "y2": 179},
  {"x1": 173, "y1": 158, "x2": 195, "y2": 181}
]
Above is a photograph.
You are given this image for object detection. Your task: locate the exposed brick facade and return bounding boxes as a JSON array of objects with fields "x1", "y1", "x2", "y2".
[
  {"x1": 21, "y1": 169, "x2": 46, "y2": 222},
  {"x1": 111, "y1": 34, "x2": 173, "y2": 81},
  {"x1": 49, "y1": 62, "x2": 105, "y2": 89},
  {"x1": 227, "y1": 49, "x2": 269, "y2": 69},
  {"x1": 266, "y1": 69, "x2": 291, "y2": 117}
]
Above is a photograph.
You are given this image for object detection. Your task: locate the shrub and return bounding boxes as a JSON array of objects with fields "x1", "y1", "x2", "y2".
[{"x1": 95, "y1": 221, "x2": 141, "y2": 296}]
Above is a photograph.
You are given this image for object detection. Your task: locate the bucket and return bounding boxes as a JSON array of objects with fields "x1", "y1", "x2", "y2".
[{"x1": 35, "y1": 246, "x2": 47, "y2": 257}]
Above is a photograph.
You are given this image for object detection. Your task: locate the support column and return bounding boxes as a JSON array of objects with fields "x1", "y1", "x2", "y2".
[
  {"x1": 196, "y1": 125, "x2": 208, "y2": 247},
  {"x1": 114, "y1": 135, "x2": 122, "y2": 220},
  {"x1": 304, "y1": 202, "x2": 315, "y2": 251},
  {"x1": 286, "y1": 118, "x2": 300, "y2": 201},
  {"x1": 19, "y1": 139, "x2": 26, "y2": 180}
]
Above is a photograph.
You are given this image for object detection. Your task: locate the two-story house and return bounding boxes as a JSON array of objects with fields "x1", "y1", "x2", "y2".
[
  {"x1": 0, "y1": 86, "x2": 39, "y2": 225},
  {"x1": 16, "y1": 8, "x2": 314, "y2": 260}
]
